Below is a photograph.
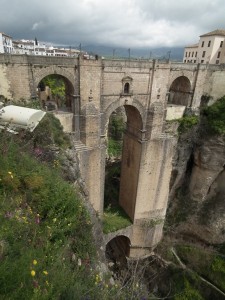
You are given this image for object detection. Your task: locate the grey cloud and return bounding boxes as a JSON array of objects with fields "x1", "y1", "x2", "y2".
[{"x1": 1, "y1": 0, "x2": 225, "y2": 48}]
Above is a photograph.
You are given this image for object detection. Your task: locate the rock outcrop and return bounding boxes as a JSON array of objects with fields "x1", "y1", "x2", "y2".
[{"x1": 168, "y1": 128, "x2": 225, "y2": 244}]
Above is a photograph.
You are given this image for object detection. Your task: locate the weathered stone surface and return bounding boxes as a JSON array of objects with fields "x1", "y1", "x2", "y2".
[
  {"x1": 168, "y1": 132, "x2": 225, "y2": 244},
  {"x1": 189, "y1": 136, "x2": 225, "y2": 201}
]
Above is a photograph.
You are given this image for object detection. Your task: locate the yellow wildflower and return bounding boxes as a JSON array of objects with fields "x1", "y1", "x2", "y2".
[
  {"x1": 31, "y1": 270, "x2": 36, "y2": 277},
  {"x1": 33, "y1": 259, "x2": 38, "y2": 265},
  {"x1": 43, "y1": 270, "x2": 48, "y2": 275},
  {"x1": 8, "y1": 171, "x2": 13, "y2": 178}
]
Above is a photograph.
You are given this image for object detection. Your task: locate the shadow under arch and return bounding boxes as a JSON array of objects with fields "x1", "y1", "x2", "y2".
[
  {"x1": 105, "y1": 235, "x2": 131, "y2": 264},
  {"x1": 104, "y1": 102, "x2": 143, "y2": 222},
  {"x1": 119, "y1": 105, "x2": 143, "y2": 221},
  {"x1": 37, "y1": 74, "x2": 75, "y2": 111},
  {"x1": 168, "y1": 75, "x2": 192, "y2": 106}
]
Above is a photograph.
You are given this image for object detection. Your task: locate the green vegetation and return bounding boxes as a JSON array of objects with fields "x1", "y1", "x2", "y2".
[
  {"x1": 175, "y1": 245, "x2": 225, "y2": 291},
  {"x1": 155, "y1": 240, "x2": 225, "y2": 299},
  {"x1": 103, "y1": 206, "x2": 132, "y2": 234},
  {"x1": 107, "y1": 138, "x2": 123, "y2": 157},
  {"x1": 202, "y1": 95, "x2": 225, "y2": 135},
  {"x1": 104, "y1": 163, "x2": 120, "y2": 209},
  {"x1": 103, "y1": 163, "x2": 131, "y2": 233},
  {"x1": 178, "y1": 115, "x2": 199, "y2": 134},
  {"x1": 107, "y1": 112, "x2": 125, "y2": 158},
  {"x1": 41, "y1": 75, "x2": 66, "y2": 100},
  {"x1": 11, "y1": 97, "x2": 42, "y2": 110},
  {"x1": 103, "y1": 112, "x2": 131, "y2": 233},
  {"x1": 108, "y1": 112, "x2": 125, "y2": 140},
  {"x1": 32, "y1": 113, "x2": 71, "y2": 148},
  {"x1": 0, "y1": 115, "x2": 134, "y2": 299},
  {"x1": 0, "y1": 131, "x2": 98, "y2": 299}
]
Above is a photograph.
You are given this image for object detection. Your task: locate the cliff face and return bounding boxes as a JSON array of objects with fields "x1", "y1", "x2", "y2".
[{"x1": 168, "y1": 127, "x2": 225, "y2": 244}]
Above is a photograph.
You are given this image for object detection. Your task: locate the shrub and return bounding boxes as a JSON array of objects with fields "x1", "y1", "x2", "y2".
[
  {"x1": 202, "y1": 95, "x2": 225, "y2": 135},
  {"x1": 178, "y1": 115, "x2": 199, "y2": 134}
]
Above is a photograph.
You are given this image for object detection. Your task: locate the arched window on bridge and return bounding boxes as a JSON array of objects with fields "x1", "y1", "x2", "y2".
[
  {"x1": 124, "y1": 82, "x2": 130, "y2": 94},
  {"x1": 122, "y1": 76, "x2": 133, "y2": 95}
]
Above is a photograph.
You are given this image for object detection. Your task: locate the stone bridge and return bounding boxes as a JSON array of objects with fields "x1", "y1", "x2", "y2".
[{"x1": 1, "y1": 54, "x2": 225, "y2": 257}]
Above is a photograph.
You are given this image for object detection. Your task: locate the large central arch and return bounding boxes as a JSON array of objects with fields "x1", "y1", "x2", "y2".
[
  {"x1": 119, "y1": 105, "x2": 143, "y2": 221},
  {"x1": 104, "y1": 100, "x2": 143, "y2": 221}
]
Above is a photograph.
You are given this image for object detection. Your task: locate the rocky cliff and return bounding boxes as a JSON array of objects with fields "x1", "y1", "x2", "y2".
[{"x1": 167, "y1": 116, "x2": 225, "y2": 244}]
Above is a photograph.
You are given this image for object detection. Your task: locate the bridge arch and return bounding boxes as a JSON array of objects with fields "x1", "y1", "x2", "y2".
[
  {"x1": 36, "y1": 73, "x2": 75, "y2": 111},
  {"x1": 103, "y1": 99, "x2": 143, "y2": 221},
  {"x1": 102, "y1": 97, "x2": 145, "y2": 135},
  {"x1": 33, "y1": 66, "x2": 75, "y2": 89},
  {"x1": 105, "y1": 235, "x2": 131, "y2": 263},
  {"x1": 168, "y1": 75, "x2": 192, "y2": 106}
]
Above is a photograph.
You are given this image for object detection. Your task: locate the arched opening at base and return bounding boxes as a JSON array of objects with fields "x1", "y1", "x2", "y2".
[{"x1": 106, "y1": 236, "x2": 131, "y2": 270}]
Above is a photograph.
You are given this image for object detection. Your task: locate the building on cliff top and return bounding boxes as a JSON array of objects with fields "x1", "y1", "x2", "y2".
[
  {"x1": 183, "y1": 29, "x2": 225, "y2": 65},
  {"x1": 0, "y1": 32, "x2": 13, "y2": 54},
  {"x1": 0, "y1": 32, "x2": 81, "y2": 57}
]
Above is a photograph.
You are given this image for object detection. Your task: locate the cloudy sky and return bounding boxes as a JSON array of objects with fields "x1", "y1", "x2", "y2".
[{"x1": 1, "y1": 0, "x2": 225, "y2": 49}]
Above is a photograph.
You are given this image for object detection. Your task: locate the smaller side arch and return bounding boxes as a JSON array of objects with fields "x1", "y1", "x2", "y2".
[
  {"x1": 105, "y1": 235, "x2": 131, "y2": 262},
  {"x1": 33, "y1": 66, "x2": 75, "y2": 91},
  {"x1": 168, "y1": 75, "x2": 192, "y2": 106},
  {"x1": 36, "y1": 73, "x2": 75, "y2": 112}
]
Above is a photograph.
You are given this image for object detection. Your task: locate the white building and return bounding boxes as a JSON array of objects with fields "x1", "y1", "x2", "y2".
[
  {"x1": 0, "y1": 32, "x2": 13, "y2": 54},
  {"x1": 13, "y1": 39, "x2": 36, "y2": 55},
  {"x1": 0, "y1": 31, "x2": 86, "y2": 58},
  {"x1": 12, "y1": 39, "x2": 80, "y2": 57},
  {"x1": 183, "y1": 29, "x2": 225, "y2": 64}
]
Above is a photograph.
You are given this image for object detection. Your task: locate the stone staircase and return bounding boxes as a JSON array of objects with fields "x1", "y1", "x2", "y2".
[{"x1": 73, "y1": 141, "x2": 90, "y2": 152}]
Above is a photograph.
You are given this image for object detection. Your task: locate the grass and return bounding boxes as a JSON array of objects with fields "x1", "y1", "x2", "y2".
[
  {"x1": 103, "y1": 205, "x2": 132, "y2": 234},
  {"x1": 103, "y1": 162, "x2": 132, "y2": 234}
]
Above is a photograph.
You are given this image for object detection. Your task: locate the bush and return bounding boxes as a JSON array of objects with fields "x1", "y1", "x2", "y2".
[
  {"x1": 178, "y1": 115, "x2": 199, "y2": 134},
  {"x1": 202, "y1": 95, "x2": 225, "y2": 135}
]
